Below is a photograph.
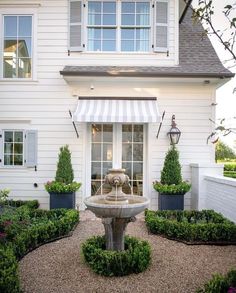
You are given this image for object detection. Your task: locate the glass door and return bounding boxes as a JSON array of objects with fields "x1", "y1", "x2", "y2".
[{"x1": 90, "y1": 123, "x2": 144, "y2": 196}]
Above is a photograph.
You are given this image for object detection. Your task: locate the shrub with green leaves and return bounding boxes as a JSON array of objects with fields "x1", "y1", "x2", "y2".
[
  {"x1": 196, "y1": 269, "x2": 236, "y2": 293},
  {"x1": 145, "y1": 210, "x2": 236, "y2": 243},
  {"x1": 82, "y1": 235, "x2": 151, "y2": 276},
  {"x1": 55, "y1": 145, "x2": 74, "y2": 184}
]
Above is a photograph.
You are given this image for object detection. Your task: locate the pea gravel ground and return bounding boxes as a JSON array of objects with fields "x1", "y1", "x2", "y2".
[{"x1": 19, "y1": 211, "x2": 236, "y2": 293}]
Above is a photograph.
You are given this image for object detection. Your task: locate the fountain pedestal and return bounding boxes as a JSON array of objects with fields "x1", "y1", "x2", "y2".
[{"x1": 102, "y1": 217, "x2": 136, "y2": 250}]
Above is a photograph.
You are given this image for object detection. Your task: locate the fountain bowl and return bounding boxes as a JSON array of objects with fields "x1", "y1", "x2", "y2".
[{"x1": 84, "y1": 194, "x2": 150, "y2": 218}]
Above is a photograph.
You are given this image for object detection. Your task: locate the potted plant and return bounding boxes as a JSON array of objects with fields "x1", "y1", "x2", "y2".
[
  {"x1": 153, "y1": 145, "x2": 191, "y2": 210},
  {"x1": 45, "y1": 145, "x2": 81, "y2": 209}
]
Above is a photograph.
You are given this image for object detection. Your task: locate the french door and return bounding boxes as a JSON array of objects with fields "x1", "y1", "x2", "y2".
[{"x1": 91, "y1": 123, "x2": 144, "y2": 196}]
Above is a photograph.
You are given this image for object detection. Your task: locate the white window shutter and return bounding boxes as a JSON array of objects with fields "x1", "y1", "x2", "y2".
[
  {"x1": 25, "y1": 130, "x2": 38, "y2": 168},
  {"x1": 154, "y1": 0, "x2": 169, "y2": 52},
  {"x1": 69, "y1": 0, "x2": 83, "y2": 52},
  {"x1": 0, "y1": 130, "x2": 3, "y2": 167}
]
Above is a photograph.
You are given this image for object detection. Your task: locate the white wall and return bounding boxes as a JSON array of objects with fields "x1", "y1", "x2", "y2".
[{"x1": 205, "y1": 175, "x2": 236, "y2": 223}]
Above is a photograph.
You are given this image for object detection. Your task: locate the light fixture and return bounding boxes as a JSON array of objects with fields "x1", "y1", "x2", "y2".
[{"x1": 167, "y1": 115, "x2": 181, "y2": 145}]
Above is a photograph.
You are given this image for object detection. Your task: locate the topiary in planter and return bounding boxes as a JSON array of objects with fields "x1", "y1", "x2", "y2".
[{"x1": 82, "y1": 235, "x2": 151, "y2": 276}]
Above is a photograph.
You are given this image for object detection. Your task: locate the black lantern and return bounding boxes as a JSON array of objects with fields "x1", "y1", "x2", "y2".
[{"x1": 167, "y1": 115, "x2": 181, "y2": 145}]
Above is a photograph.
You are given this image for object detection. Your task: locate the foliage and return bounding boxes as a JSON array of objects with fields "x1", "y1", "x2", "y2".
[
  {"x1": 153, "y1": 146, "x2": 191, "y2": 195},
  {"x1": 82, "y1": 235, "x2": 151, "y2": 276},
  {"x1": 0, "y1": 189, "x2": 10, "y2": 204},
  {"x1": 224, "y1": 163, "x2": 236, "y2": 172},
  {"x1": 45, "y1": 145, "x2": 81, "y2": 194},
  {"x1": 161, "y1": 146, "x2": 182, "y2": 185},
  {"x1": 196, "y1": 269, "x2": 236, "y2": 293},
  {"x1": 153, "y1": 181, "x2": 191, "y2": 195},
  {"x1": 45, "y1": 181, "x2": 81, "y2": 193},
  {"x1": 0, "y1": 206, "x2": 79, "y2": 292},
  {"x1": 55, "y1": 145, "x2": 74, "y2": 184},
  {"x1": 224, "y1": 171, "x2": 236, "y2": 179},
  {"x1": 3, "y1": 199, "x2": 39, "y2": 209},
  {"x1": 145, "y1": 210, "x2": 236, "y2": 243},
  {"x1": 216, "y1": 141, "x2": 236, "y2": 162}
]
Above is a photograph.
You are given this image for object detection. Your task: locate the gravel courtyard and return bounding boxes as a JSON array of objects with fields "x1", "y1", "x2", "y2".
[{"x1": 19, "y1": 211, "x2": 236, "y2": 293}]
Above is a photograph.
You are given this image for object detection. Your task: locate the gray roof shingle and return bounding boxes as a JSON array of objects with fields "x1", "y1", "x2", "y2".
[{"x1": 60, "y1": 9, "x2": 234, "y2": 79}]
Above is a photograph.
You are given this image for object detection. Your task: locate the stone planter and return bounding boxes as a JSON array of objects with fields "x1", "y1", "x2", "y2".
[
  {"x1": 49, "y1": 192, "x2": 75, "y2": 209},
  {"x1": 158, "y1": 193, "x2": 184, "y2": 210}
]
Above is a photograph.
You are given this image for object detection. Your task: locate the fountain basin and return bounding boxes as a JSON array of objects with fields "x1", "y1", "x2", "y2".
[{"x1": 84, "y1": 194, "x2": 149, "y2": 218}]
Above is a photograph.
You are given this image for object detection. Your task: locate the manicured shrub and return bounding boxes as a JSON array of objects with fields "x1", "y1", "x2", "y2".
[
  {"x1": 224, "y1": 171, "x2": 236, "y2": 179},
  {"x1": 82, "y1": 235, "x2": 151, "y2": 276},
  {"x1": 55, "y1": 145, "x2": 74, "y2": 184},
  {"x1": 145, "y1": 210, "x2": 236, "y2": 243},
  {"x1": 196, "y1": 269, "x2": 236, "y2": 293},
  {"x1": 224, "y1": 164, "x2": 236, "y2": 172},
  {"x1": 4, "y1": 199, "x2": 39, "y2": 209}
]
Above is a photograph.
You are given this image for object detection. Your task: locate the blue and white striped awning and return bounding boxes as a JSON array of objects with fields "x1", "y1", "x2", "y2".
[{"x1": 73, "y1": 97, "x2": 161, "y2": 123}]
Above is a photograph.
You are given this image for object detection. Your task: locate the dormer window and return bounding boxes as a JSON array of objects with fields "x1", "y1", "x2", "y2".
[{"x1": 69, "y1": 0, "x2": 168, "y2": 53}]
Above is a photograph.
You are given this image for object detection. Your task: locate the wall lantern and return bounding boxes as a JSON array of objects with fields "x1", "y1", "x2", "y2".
[{"x1": 167, "y1": 115, "x2": 181, "y2": 145}]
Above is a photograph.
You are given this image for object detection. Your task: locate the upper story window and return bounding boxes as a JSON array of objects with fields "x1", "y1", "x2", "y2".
[
  {"x1": 69, "y1": 0, "x2": 169, "y2": 53},
  {"x1": 3, "y1": 15, "x2": 32, "y2": 78}
]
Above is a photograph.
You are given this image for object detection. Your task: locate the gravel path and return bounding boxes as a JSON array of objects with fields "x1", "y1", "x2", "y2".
[{"x1": 19, "y1": 211, "x2": 236, "y2": 293}]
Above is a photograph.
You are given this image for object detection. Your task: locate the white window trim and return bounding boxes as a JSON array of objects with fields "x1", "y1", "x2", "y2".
[
  {"x1": 84, "y1": 0, "x2": 153, "y2": 53},
  {"x1": 0, "y1": 7, "x2": 38, "y2": 81}
]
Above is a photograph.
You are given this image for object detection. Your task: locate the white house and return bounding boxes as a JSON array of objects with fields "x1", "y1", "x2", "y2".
[{"x1": 0, "y1": 0, "x2": 234, "y2": 210}]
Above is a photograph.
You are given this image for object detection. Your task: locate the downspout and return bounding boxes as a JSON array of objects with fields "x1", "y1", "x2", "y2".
[{"x1": 179, "y1": 0, "x2": 193, "y2": 24}]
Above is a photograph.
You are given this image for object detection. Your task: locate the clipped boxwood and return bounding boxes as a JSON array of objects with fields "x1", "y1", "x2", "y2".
[
  {"x1": 0, "y1": 207, "x2": 79, "y2": 293},
  {"x1": 145, "y1": 210, "x2": 236, "y2": 244},
  {"x1": 224, "y1": 164, "x2": 236, "y2": 172},
  {"x1": 224, "y1": 171, "x2": 236, "y2": 179},
  {"x1": 196, "y1": 269, "x2": 236, "y2": 293},
  {"x1": 4, "y1": 199, "x2": 39, "y2": 209},
  {"x1": 82, "y1": 235, "x2": 151, "y2": 276}
]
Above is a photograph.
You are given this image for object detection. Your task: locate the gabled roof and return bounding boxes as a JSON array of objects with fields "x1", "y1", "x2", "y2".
[{"x1": 60, "y1": 9, "x2": 234, "y2": 79}]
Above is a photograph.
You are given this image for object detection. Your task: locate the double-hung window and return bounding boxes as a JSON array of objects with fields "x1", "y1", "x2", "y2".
[
  {"x1": 69, "y1": 0, "x2": 169, "y2": 53},
  {"x1": 3, "y1": 15, "x2": 32, "y2": 78}
]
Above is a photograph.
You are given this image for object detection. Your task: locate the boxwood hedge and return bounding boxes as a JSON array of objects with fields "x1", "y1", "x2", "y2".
[
  {"x1": 82, "y1": 235, "x2": 151, "y2": 276},
  {"x1": 145, "y1": 210, "x2": 236, "y2": 243},
  {"x1": 196, "y1": 269, "x2": 236, "y2": 293},
  {"x1": 0, "y1": 205, "x2": 79, "y2": 293}
]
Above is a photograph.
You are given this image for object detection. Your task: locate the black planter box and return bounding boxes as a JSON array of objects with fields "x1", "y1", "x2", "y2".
[
  {"x1": 49, "y1": 192, "x2": 75, "y2": 209},
  {"x1": 158, "y1": 193, "x2": 184, "y2": 210}
]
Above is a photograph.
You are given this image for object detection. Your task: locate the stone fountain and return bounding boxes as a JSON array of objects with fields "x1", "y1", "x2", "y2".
[{"x1": 84, "y1": 168, "x2": 149, "y2": 251}]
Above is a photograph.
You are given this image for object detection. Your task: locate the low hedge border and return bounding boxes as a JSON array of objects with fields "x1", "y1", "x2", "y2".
[
  {"x1": 0, "y1": 207, "x2": 79, "y2": 293},
  {"x1": 82, "y1": 235, "x2": 151, "y2": 276},
  {"x1": 196, "y1": 269, "x2": 236, "y2": 293},
  {"x1": 224, "y1": 171, "x2": 236, "y2": 179},
  {"x1": 145, "y1": 210, "x2": 236, "y2": 244}
]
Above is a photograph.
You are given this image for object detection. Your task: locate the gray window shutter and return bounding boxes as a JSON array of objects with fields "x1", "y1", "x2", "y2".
[
  {"x1": 154, "y1": 0, "x2": 169, "y2": 52},
  {"x1": 25, "y1": 130, "x2": 38, "y2": 168},
  {"x1": 69, "y1": 0, "x2": 83, "y2": 51},
  {"x1": 0, "y1": 130, "x2": 3, "y2": 167}
]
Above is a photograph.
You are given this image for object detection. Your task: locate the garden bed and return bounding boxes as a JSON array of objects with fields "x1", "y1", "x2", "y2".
[
  {"x1": 0, "y1": 202, "x2": 79, "y2": 293},
  {"x1": 145, "y1": 210, "x2": 236, "y2": 245}
]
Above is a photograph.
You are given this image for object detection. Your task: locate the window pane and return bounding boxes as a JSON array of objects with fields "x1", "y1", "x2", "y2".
[
  {"x1": 88, "y1": 2, "x2": 101, "y2": 13},
  {"x1": 14, "y1": 155, "x2": 23, "y2": 165},
  {"x1": 136, "y1": 28, "x2": 149, "y2": 40},
  {"x1": 14, "y1": 143, "x2": 23, "y2": 154},
  {"x1": 136, "y1": 40, "x2": 149, "y2": 51},
  {"x1": 4, "y1": 39, "x2": 17, "y2": 56},
  {"x1": 3, "y1": 58, "x2": 17, "y2": 78},
  {"x1": 103, "y1": 124, "x2": 113, "y2": 142},
  {"x1": 122, "y1": 143, "x2": 132, "y2": 161},
  {"x1": 122, "y1": 2, "x2": 135, "y2": 13},
  {"x1": 92, "y1": 124, "x2": 102, "y2": 142},
  {"x1": 136, "y1": 14, "x2": 149, "y2": 25},
  {"x1": 15, "y1": 131, "x2": 23, "y2": 142},
  {"x1": 91, "y1": 162, "x2": 101, "y2": 179},
  {"x1": 102, "y1": 40, "x2": 116, "y2": 51},
  {"x1": 136, "y1": 2, "x2": 149, "y2": 14},
  {"x1": 122, "y1": 162, "x2": 131, "y2": 178},
  {"x1": 103, "y1": 28, "x2": 116, "y2": 39},
  {"x1": 133, "y1": 144, "x2": 143, "y2": 161},
  {"x1": 88, "y1": 28, "x2": 101, "y2": 39},
  {"x1": 4, "y1": 155, "x2": 13, "y2": 165},
  {"x1": 18, "y1": 38, "x2": 32, "y2": 57},
  {"x1": 4, "y1": 131, "x2": 13, "y2": 142},
  {"x1": 19, "y1": 16, "x2": 32, "y2": 36},
  {"x1": 4, "y1": 143, "x2": 13, "y2": 153},
  {"x1": 122, "y1": 14, "x2": 135, "y2": 25},
  {"x1": 121, "y1": 29, "x2": 134, "y2": 40},
  {"x1": 18, "y1": 58, "x2": 32, "y2": 78},
  {"x1": 133, "y1": 125, "x2": 143, "y2": 142},
  {"x1": 4, "y1": 16, "x2": 17, "y2": 36},
  {"x1": 103, "y1": 162, "x2": 112, "y2": 178},
  {"x1": 133, "y1": 163, "x2": 143, "y2": 178},
  {"x1": 103, "y1": 14, "x2": 116, "y2": 25},
  {"x1": 121, "y1": 40, "x2": 134, "y2": 51},
  {"x1": 103, "y1": 144, "x2": 113, "y2": 161},
  {"x1": 88, "y1": 14, "x2": 101, "y2": 25},
  {"x1": 122, "y1": 125, "x2": 132, "y2": 142},
  {"x1": 92, "y1": 143, "x2": 101, "y2": 161},
  {"x1": 88, "y1": 40, "x2": 101, "y2": 51},
  {"x1": 103, "y1": 2, "x2": 116, "y2": 13}
]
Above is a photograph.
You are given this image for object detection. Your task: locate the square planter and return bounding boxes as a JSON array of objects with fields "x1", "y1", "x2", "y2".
[
  {"x1": 49, "y1": 192, "x2": 75, "y2": 209},
  {"x1": 158, "y1": 193, "x2": 184, "y2": 210}
]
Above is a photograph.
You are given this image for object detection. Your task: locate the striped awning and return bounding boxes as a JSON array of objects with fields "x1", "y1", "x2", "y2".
[{"x1": 73, "y1": 97, "x2": 161, "y2": 123}]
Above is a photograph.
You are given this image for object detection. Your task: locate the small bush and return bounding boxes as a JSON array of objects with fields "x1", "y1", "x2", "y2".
[
  {"x1": 224, "y1": 171, "x2": 236, "y2": 179},
  {"x1": 82, "y1": 235, "x2": 151, "y2": 276},
  {"x1": 196, "y1": 269, "x2": 236, "y2": 293},
  {"x1": 224, "y1": 164, "x2": 236, "y2": 172},
  {"x1": 145, "y1": 210, "x2": 236, "y2": 243},
  {"x1": 4, "y1": 199, "x2": 39, "y2": 209}
]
